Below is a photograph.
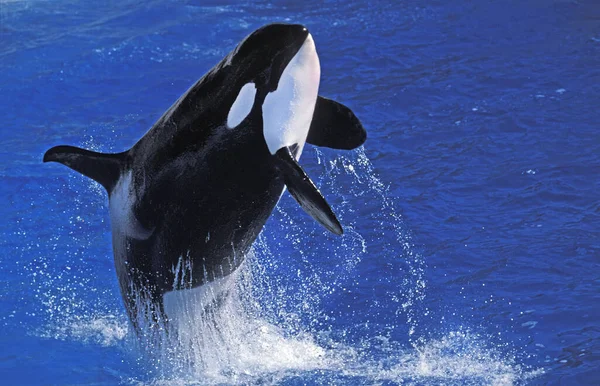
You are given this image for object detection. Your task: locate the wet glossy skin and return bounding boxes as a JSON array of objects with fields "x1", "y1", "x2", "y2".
[{"x1": 111, "y1": 24, "x2": 313, "y2": 323}]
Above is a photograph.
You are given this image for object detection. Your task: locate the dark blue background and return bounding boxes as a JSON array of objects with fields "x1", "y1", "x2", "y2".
[{"x1": 1, "y1": 0, "x2": 599, "y2": 384}]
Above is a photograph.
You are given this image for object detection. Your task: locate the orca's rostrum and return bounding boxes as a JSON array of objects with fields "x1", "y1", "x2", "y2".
[{"x1": 44, "y1": 24, "x2": 366, "y2": 332}]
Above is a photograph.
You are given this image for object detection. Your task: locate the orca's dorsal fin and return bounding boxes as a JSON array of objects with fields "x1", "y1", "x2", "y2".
[
  {"x1": 274, "y1": 147, "x2": 343, "y2": 235},
  {"x1": 307, "y1": 96, "x2": 367, "y2": 150},
  {"x1": 43, "y1": 145, "x2": 127, "y2": 192}
]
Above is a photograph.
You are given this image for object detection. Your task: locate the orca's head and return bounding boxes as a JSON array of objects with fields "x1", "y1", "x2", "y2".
[{"x1": 224, "y1": 23, "x2": 321, "y2": 157}]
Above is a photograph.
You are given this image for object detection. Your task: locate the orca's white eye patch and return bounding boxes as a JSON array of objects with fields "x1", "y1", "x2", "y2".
[{"x1": 227, "y1": 82, "x2": 256, "y2": 129}]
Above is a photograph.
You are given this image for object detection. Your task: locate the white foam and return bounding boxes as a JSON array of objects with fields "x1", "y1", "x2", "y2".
[
  {"x1": 38, "y1": 313, "x2": 128, "y2": 347},
  {"x1": 124, "y1": 245, "x2": 542, "y2": 385},
  {"x1": 262, "y1": 34, "x2": 320, "y2": 155},
  {"x1": 227, "y1": 82, "x2": 256, "y2": 129},
  {"x1": 67, "y1": 315, "x2": 128, "y2": 346},
  {"x1": 133, "y1": 261, "x2": 328, "y2": 384}
]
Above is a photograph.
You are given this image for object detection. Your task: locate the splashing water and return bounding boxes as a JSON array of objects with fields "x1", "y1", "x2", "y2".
[
  {"x1": 124, "y1": 257, "x2": 329, "y2": 385},
  {"x1": 32, "y1": 146, "x2": 541, "y2": 385}
]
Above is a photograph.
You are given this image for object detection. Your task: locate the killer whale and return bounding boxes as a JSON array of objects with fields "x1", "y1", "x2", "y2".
[{"x1": 43, "y1": 24, "x2": 366, "y2": 331}]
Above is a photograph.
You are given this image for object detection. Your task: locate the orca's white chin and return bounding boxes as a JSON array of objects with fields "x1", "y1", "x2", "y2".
[{"x1": 262, "y1": 34, "x2": 321, "y2": 157}]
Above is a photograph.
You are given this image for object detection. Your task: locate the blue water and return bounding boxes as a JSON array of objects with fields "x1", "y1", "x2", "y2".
[{"x1": 1, "y1": 0, "x2": 599, "y2": 384}]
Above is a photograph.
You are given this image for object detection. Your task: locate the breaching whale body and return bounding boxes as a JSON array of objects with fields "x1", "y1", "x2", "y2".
[{"x1": 43, "y1": 24, "x2": 366, "y2": 333}]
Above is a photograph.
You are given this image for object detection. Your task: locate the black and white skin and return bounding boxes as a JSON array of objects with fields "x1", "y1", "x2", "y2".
[{"x1": 44, "y1": 23, "x2": 366, "y2": 333}]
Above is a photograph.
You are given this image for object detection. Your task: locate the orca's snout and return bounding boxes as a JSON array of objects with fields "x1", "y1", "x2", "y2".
[
  {"x1": 285, "y1": 24, "x2": 310, "y2": 48},
  {"x1": 251, "y1": 23, "x2": 309, "y2": 48},
  {"x1": 287, "y1": 23, "x2": 309, "y2": 42}
]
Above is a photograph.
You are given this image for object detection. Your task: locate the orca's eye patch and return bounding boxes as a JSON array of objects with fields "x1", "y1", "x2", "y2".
[{"x1": 227, "y1": 82, "x2": 257, "y2": 129}]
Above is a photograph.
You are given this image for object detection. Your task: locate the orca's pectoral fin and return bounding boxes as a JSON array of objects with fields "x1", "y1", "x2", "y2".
[
  {"x1": 306, "y1": 96, "x2": 367, "y2": 150},
  {"x1": 275, "y1": 147, "x2": 343, "y2": 235},
  {"x1": 43, "y1": 145, "x2": 127, "y2": 192}
]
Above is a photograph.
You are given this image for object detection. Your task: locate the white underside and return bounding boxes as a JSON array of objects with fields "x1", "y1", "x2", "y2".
[
  {"x1": 262, "y1": 34, "x2": 320, "y2": 156},
  {"x1": 162, "y1": 272, "x2": 236, "y2": 322}
]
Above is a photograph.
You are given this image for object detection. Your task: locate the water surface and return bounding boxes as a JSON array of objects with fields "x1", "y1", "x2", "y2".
[{"x1": 1, "y1": 0, "x2": 599, "y2": 384}]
